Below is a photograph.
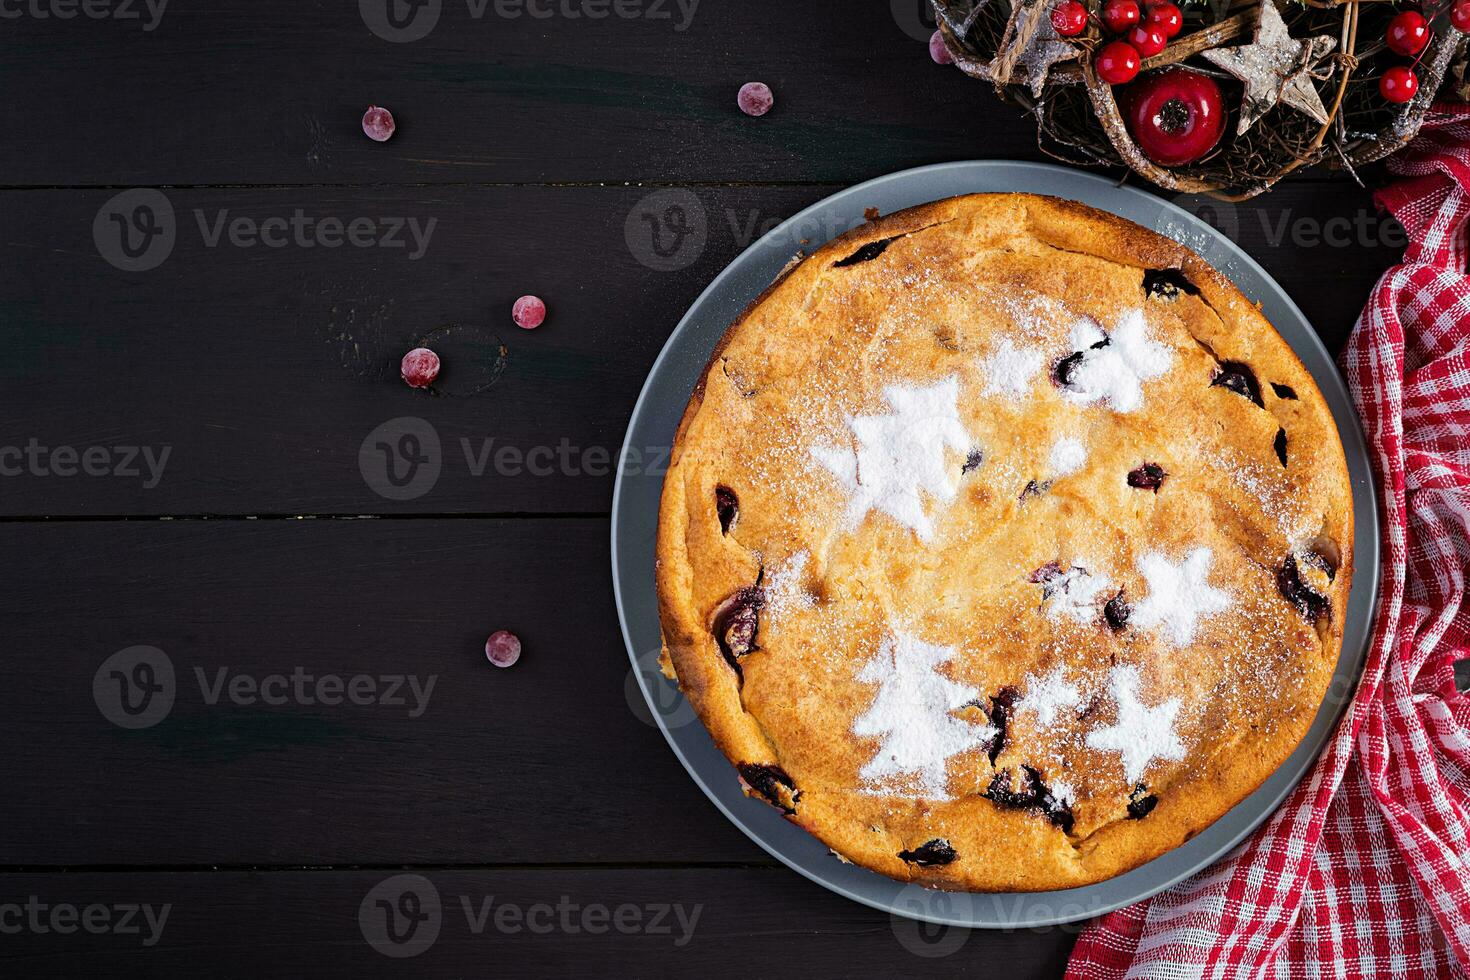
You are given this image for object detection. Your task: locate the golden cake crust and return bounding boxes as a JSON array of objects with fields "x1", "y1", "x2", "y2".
[{"x1": 655, "y1": 193, "x2": 1353, "y2": 891}]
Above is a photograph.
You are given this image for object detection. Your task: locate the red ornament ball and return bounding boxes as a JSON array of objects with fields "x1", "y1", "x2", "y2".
[
  {"x1": 1051, "y1": 0, "x2": 1088, "y2": 37},
  {"x1": 1454, "y1": 0, "x2": 1470, "y2": 33},
  {"x1": 1379, "y1": 65, "x2": 1419, "y2": 104},
  {"x1": 1125, "y1": 67, "x2": 1225, "y2": 166},
  {"x1": 928, "y1": 30, "x2": 955, "y2": 64},
  {"x1": 485, "y1": 630, "x2": 522, "y2": 668},
  {"x1": 1096, "y1": 40, "x2": 1142, "y2": 84},
  {"x1": 400, "y1": 347, "x2": 440, "y2": 389},
  {"x1": 512, "y1": 295, "x2": 547, "y2": 330},
  {"x1": 1127, "y1": 23, "x2": 1168, "y2": 57},
  {"x1": 1385, "y1": 11, "x2": 1429, "y2": 56},
  {"x1": 1102, "y1": 0, "x2": 1141, "y2": 33},
  {"x1": 362, "y1": 105, "x2": 396, "y2": 142},
  {"x1": 737, "y1": 82, "x2": 774, "y2": 117},
  {"x1": 1145, "y1": 2, "x2": 1183, "y2": 38}
]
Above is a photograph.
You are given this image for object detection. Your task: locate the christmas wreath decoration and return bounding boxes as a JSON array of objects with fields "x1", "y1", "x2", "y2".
[{"x1": 934, "y1": 0, "x2": 1469, "y2": 198}]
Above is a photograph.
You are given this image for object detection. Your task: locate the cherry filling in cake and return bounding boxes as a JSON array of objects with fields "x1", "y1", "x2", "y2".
[{"x1": 656, "y1": 194, "x2": 1352, "y2": 891}]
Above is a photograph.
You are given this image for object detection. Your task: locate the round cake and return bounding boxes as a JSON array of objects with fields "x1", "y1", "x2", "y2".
[{"x1": 654, "y1": 193, "x2": 1353, "y2": 891}]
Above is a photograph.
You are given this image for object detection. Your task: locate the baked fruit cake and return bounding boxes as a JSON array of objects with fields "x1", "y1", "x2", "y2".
[{"x1": 655, "y1": 193, "x2": 1353, "y2": 891}]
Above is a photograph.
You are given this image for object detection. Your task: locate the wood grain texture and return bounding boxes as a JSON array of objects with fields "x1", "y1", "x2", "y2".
[
  {"x1": 0, "y1": 182, "x2": 1398, "y2": 516},
  {"x1": 0, "y1": 869, "x2": 1079, "y2": 976}
]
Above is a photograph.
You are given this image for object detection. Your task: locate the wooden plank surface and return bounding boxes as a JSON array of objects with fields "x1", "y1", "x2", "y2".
[
  {"x1": 0, "y1": 869, "x2": 1079, "y2": 976},
  {"x1": 0, "y1": 182, "x2": 1399, "y2": 516}
]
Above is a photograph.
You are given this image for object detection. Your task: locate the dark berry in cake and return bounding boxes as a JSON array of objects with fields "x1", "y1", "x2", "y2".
[
  {"x1": 898, "y1": 838, "x2": 958, "y2": 866},
  {"x1": 715, "y1": 486, "x2": 739, "y2": 534},
  {"x1": 1211, "y1": 361, "x2": 1264, "y2": 407},
  {"x1": 1126, "y1": 462, "x2": 1166, "y2": 492}
]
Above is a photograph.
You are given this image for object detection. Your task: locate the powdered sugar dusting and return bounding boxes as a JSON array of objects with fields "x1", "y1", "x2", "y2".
[
  {"x1": 1045, "y1": 566, "x2": 1112, "y2": 623},
  {"x1": 810, "y1": 377, "x2": 972, "y2": 541},
  {"x1": 1022, "y1": 669, "x2": 1083, "y2": 728},
  {"x1": 763, "y1": 551, "x2": 815, "y2": 631},
  {"x1": 852, "y1": 630, "x2": 995, "y2": 800},
  {"x1": 1048, "y1": 436, "x2": 1087, "y2": 476},
  {"x1": 1064, "y1": 310, "x2": 1174, "y2": 412},
  {"x1": 1132, "y1": 548, "x2": 1234, "y2": 645},
  {"x1": 981, "y1": 338, "x2": 1045, "y2": 398},
  {"x1": 1085, "y1": 665, "x2": 1186, "y2": 783}
]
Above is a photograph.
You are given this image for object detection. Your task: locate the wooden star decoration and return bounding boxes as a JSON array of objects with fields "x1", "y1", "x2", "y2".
[
  {"x1": 990, "y1": 0, "x2": 1080, "y2": 98},
  {"x1": 1203, "y1": 0, "x2": 1337, "y2": 136}
]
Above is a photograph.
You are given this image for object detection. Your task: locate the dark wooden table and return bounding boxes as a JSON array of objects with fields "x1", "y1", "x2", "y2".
[{"x1": 0, "y1": 1, "x2": 1428, "y2": 975}]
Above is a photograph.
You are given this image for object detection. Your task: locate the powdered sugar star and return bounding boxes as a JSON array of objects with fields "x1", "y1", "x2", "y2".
[
  {"x1": 1132, "y1": 547, "x2": 1234, "y2": 645},
  {"x1": 1064, "y1": 310, "x2": 1173, "y2": 412},
  {"x1": 1085, "y1": 665, "x2": 1185, "y2": 784},
  {"x1": 1044, "y1": 566, "x2": 1112, "y2": 623},
  {"x1": 982, "y1": 338, "x2": 1045, "y2": 398},
  {"x1": 852, "y1": 630, "x2": 995, "y2": 799},
  {"x1": 811, "y1": 377, "x2": 972, "y2": 541},
  {"x1": 1023, "y1": 669, "x2": 1083, "y2": 727}
]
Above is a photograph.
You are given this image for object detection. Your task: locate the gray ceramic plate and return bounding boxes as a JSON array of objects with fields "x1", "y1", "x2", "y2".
[{"x1": 611, "y1": 161, "x2": 1379, "y2": 928}]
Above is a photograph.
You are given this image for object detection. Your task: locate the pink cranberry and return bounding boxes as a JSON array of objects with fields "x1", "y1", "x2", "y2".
[
  {"x1": 512, "y1": 295, "x2": 547, "y2": 330},
  {"x1": 485, "y1": 630, "x2": 522, "y2": 668},
  {"x1": 737, "y1": 82, "x2": 774, "y2": 117},
  {"x1": 400, "y1": 347, "x2": 440, "y2": 389},
  {"x1": 929, "y1": 31, "x2": 954, "y2": 64},
  {"x1": 362, "y1": 105, "x2": 396, "y2": 142}
]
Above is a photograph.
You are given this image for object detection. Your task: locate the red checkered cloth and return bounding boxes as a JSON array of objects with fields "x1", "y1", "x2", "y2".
[{"x1": 1067, "y1": 106, "x2": 1470, "y2": 980}]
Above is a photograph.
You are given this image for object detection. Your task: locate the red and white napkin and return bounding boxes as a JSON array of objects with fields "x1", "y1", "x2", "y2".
[{"x1": 1068, "y1": 105, "x2": 1470, "y2": 980}]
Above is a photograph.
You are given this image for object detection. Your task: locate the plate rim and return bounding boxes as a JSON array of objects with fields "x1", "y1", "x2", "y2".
[{"x1": 611, "y1": 160, "x2": 1380, "y2": 928}]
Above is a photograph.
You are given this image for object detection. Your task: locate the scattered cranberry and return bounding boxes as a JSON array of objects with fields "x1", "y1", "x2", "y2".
[
  {"x1": 928, "y1": 30, "x2": 954, "y2": 64},
  {"x1": 362, "y1": 105, "x2": 396, "y2": 142},
  {"x1": 1385, "y1": 10, "x2": 1429, "y2": 56},
  {"x1": 1096, "y1": 41, "x2": 1142, "y2": 84},
  {"x1": 512, "y1": 295, "x2": 547, "y2": 330},
  {"x1": 1380, "y1": 65, "x2": 1419, "y2": 104},
  {"x1": 485, "y1": 630, "x2": 522, "y2": 668},
  {"x1": 1454, "y1": 0, "x2": 1470, "y2": 33},
  {"x1": 1127, "y1": 23, "x2": 1168, "y2": 57},
  {"x1": 737, "y1": 81, "x2": 774, "y2": 117},
  {"x1": 1125, "y1": 67, "x2": 1224, "y2": 166},
  {"x1": 400, "y1": 347, "x2": 441, "y2": 389},
  {"x1": 1052, "y1": 0, "x2": 1088, "y2": 37},
  {"x1": 1145, "y1": 1, "x2": 1183, "y2": 38},
  {"x1": 1102, "y1": 0, "x2": 1141, "y2": 34}
]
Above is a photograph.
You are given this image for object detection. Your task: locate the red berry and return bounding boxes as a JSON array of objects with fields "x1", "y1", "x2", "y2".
[
  {"x1": 1385, "y1": 11, "x2": 1429, "y2": 56},
  {"x1": 512, "y1": 295, "x2": 547, "y2": 330},
  {"x1": 929, "y1": 30, "x2": 955, "y2": 63},
  {"x1": 1125, "y1": 67, "x2": 1225, "y2": 166},
  {"x1": 737, "y1": 82, "x2": 774, "y2": 117},
  {"x1": 1380, "y1": 65, "x2": 1419, "y2": 103},
  {"x1": 400, "y1": 347, "x2": 440, "y2": 389},
  {"x1": 1102, "y1": 0, "x2": 1141, "y2": 34},
  {"x1": 1145, "y1": 2, "x2": 1183, "y2": 38},
  {"x1": 485, "y1": 630, "x2": 522, "y2": 668},
  {"x1": 1128, "y1": 23, "x2": 1168, "y2": 56},
  {"x1": 1051, "y1": 0, "x2": 1088, "y2": 37},
  {"x1": 1096, "y1": 41, "x2": 1142, "y2": 84},
  {"x1": 1454, "y1": 0, "x2": 1470, "y2": 32},
  {"x1": 362, "y1": 105, "x2": 396, "y2": 142}
]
